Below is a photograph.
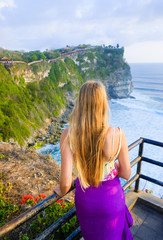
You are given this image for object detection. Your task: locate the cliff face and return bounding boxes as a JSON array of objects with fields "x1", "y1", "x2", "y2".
[
  {"x1": 67, "y1": 46, "x2": 133, "y2": 98},
  {"x1": 105, "y1": 67, "x2": 133, "y2": 98},
  {"x1": 0, "y1": 46, "x2": 132, "y2": 145},
  {"x1": 8, "y1": 62, "x2": 51, "y2": 83},
  {"x1": 8, "y1": 46, "x2": 132, "y2": 99}
]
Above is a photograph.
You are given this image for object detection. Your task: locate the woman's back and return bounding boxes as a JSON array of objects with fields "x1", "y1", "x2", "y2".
[
  {"x1": 102, "y1": 126, "x2": 131, "y2": 181},
  {"x1": 102, "y1": 127, "x2": 121, "y2": 181},
  {"x1": 103, "y1": 127, "x2": 121, "y2": 162}
]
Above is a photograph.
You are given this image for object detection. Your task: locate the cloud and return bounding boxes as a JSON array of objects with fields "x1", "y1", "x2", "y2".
[
  {"x1": 0, "y1": 0, "x2": 163, "y2": 62},
  {"x1": 125, "y1": 41, "x2": 163, "y2": 63},
  {"x1": 0, "y1": 0, "x2": 16, "y2": 20},
  {"x1": 0, "y1": 0, "x2": 15, "y2": 8}
]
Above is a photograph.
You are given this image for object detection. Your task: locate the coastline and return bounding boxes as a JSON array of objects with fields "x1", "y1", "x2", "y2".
[{"x1": 32, "y1": 100, "x2": 74, "y2": 148}]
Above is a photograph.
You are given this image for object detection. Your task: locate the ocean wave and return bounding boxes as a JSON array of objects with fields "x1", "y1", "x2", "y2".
[
  {"x1": 151, "y1": 96, "x2": 163, "y2": 102},
  {"x1": 133, "y1": 76, "x2": 163, "y2": 81},
  {"x1": 134, "y1": 87, "x2": 163, "y2": 93},
  {"x1": 133, "y1": 81, "x2": 163, "y2": 86},
  {"x1": 111, "y1": 94, "x2": 163, "y2": 115},
  {"x1": 37, "y1": 142, "x2": 60, "y2": 155}
]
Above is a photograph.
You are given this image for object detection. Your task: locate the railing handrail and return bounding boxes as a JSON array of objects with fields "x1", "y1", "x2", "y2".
[
  {"x1": 0, "y1": 185, "x2": 76, "y2": 238},
  {"x1": 143, "y1": 138, "x2": 163, "y2": 147},
  {"x1": 0, "y1": 137, "x2": 162, "y2": 239},
  {"x1": 128, "y1": 137, "x2": 143, "y2": 151}
]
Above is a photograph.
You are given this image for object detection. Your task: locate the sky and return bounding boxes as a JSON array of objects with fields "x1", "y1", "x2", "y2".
[{"x1": 0, "y1": 0, "x2": 163, "y2": 63}]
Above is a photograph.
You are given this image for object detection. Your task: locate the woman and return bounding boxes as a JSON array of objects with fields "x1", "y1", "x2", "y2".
[{"x1": 54, "y1": 81, "x2": 133, "y2": 240}]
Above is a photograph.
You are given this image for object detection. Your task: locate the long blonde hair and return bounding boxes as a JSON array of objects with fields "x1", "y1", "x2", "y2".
[{"x1": 69, "y1": 81, "x2": 109, "y2": 189}]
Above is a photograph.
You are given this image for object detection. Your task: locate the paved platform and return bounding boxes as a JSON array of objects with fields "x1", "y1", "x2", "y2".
[{"x1": 130, "y1": 201, "x2": 163, "y2": 240}]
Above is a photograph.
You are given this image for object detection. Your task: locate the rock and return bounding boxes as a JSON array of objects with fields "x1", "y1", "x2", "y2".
[{"x1": 102, "y1": 67, "x2": 133, "y2": 99}]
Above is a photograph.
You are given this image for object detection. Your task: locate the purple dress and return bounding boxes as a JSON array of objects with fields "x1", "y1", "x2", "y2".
[{"x1": 75, "y1": 176, "x2": 133, "y2": 240}]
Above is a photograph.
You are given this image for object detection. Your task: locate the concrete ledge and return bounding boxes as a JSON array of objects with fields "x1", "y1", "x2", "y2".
[
  {"x1": 125, "y1": 190, "x2": 163, "y2": 213},
  {"x1": 137, "y1": 191, "x2": 163, "y2": 213},
  {"x1": 125, "y1": 190, "x2": 138, "y2": 211}
]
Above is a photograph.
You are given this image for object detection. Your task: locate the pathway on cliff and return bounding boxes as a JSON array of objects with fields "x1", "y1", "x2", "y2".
[{"x1": 0, "y1": 47, "x2": 94, "y2": 66}]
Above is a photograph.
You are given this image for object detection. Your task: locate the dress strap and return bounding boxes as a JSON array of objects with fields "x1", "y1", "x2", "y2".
[
  {"x1": 108, "y1": 127, "x2": 115, "y2": 162},
  {"x1": 68, "y1": 129, "x2": 73, "y2": 151},
  {"x1": 107, "y1": 127, "x2": 122, "y2": 162},
  {"x1": 113, "y1": 128, "x2": 122, "y2": 160}
]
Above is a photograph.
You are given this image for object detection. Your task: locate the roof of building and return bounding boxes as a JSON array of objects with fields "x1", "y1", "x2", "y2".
[{"x1": 1, "y1": 56, "x2": 9, "y2": 60}]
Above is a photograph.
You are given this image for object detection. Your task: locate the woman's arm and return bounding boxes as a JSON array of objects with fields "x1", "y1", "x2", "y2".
[
  {"x1": 117, "y1": 129, "x2": 131, "y2": 180},
  {"x1": 54, "y1": 128, "x2": 73, "y2": 196}
]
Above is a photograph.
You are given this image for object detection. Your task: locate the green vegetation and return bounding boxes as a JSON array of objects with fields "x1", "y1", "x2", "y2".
[
  {"x1": 0, "y1": 174, "x2": 19, "y2": 227},
  {"x1": 77, "y1": 46, "x2": 126, "y2": 80},
  {"x1": 1, "y1": 198, "x2": 78, "y2": 240},
  {"x1": 0, "y1": 45, "x2": 129, "y2": 145},
  {"x1": 0, "y1": 176, "x2": 78, "y2": 240},
  {"x1": 30, "y1": 62, "x2": 50, "y2": 75},
  {"x1": 19, "y1": 200, "x2": 78, "y2": 239},
  {"x1": 34, "y1": 141, "x2": 46, "y2": 149},
  {"x1": 0, "y1": 57, "x2": 83, "y2": 145},
  {"x1": 0, "y1": 49, "x2": 59, "y2": 63}
]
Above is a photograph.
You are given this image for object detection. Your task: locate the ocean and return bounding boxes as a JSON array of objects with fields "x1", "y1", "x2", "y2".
[{"x1": 38, "y1": 63, "x2": 163, "y2": 198}]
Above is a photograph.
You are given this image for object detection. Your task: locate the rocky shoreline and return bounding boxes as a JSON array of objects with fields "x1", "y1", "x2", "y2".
[{"x1": 28, "y1": 100, "x2": 74, "y2": 148}]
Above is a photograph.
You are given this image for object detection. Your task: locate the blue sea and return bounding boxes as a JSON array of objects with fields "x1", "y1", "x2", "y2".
[{"x1": 38, "y1": 63, "x2": 163, "y2": 198}]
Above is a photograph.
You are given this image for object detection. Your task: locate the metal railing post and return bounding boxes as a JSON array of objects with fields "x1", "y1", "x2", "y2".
[{"x1": 135, "y1": 139, "x2": 144, "y2": 192}]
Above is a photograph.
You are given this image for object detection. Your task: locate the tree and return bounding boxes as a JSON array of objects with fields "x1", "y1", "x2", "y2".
[{"x1": 30, "y1": 54, "x2": 38, "y2": 62}]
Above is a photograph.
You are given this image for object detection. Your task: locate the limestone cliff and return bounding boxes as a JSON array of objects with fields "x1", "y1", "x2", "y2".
[
  {"x1": 8, "y1": 62, "x2": 51, "y2": 83},
  {"x1": 67, "y1": 46, "x2": 133, "y2": 98},
  {"x1": 104, "y1": 67, "x2": 133, "y2": 99},
  {"x1": 7, "y1": 46, "x2": 132, "y2": 99},
  {"x1": 0, "y1": 45, "x2": 132, "y2": 145}
]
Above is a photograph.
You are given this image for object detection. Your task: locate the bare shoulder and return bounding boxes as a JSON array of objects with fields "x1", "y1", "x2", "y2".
[
  {"x1": 61, "y1": 128, "x2": 69, "y2": 137},
  {"x1": 114, "y1": 127, "x2": 126, "y2": 140},
  {"x1": 115, "y1": 127, "x2": 123, "y2": 134},
  {"x1": 105, "y1": 126, "x2": 113, "y2": 138},
  {"x1": 60, "y1": 128, "x2": 69, "y2": 145},
  {"x1": 105, "y1": 126, "x2": 124, "y2": 139}
]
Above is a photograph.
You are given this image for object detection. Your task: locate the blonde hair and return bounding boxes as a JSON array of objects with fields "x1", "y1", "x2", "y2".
[{"x1": 69, "y1": 81, "x2": 109, "y2": 189}]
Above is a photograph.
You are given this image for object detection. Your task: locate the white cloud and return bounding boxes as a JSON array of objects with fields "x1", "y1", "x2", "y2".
[
  {"x1": 0, "y1": 12, "x2": 4, "y2": 20},
  {"x1": 0, "y1": 0, "x2": 16, "y2": 8},
  {"x1": 0, "y1": 0, "x2": 16, "y2": 20},
  {"x1": 75, "y1": 9, "x2": 82, "y2": 19},
  {"x1": 125, "y1": 41, "x2": 163, "y2": 63}
]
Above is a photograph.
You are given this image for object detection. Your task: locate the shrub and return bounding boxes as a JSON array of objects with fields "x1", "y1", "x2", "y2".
[
  {"x1": 28, "y1": 200, "x2": 78, "y2": 239},
  {"x1": 0, "y1": 178, "x2": 19, "y2": 227}
]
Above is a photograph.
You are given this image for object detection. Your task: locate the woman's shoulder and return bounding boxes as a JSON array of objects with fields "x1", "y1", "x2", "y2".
[
  {"x1": 60, "y1": 128, "x2": 69, "y2": 145},
  {"x1": 61, "y1": 127, "x2": 69, "y2": 135},
  {"x1": 115, "y1": 127, "x2": 125, "y2": 137},
  {"x1": 105, "y1": 126, "x2": 124, "y2": 138}
]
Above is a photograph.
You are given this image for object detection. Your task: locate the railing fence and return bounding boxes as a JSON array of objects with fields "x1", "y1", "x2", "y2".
[{"x1": 0, "y1": 137, "x2": 162, "y2": 239}]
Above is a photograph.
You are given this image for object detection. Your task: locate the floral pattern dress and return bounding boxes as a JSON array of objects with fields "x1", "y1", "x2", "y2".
[{"x1": 102, "y1": 161, "x2": 118, "y2": 181}]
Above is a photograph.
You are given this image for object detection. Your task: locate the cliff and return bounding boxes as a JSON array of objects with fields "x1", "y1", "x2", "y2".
[
  {"x1": 67, "y1": 46, "x2": 133, "y2": 98},
  {"x1": 0, "y1": 45, "x2": 132, "y2": 145}
]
